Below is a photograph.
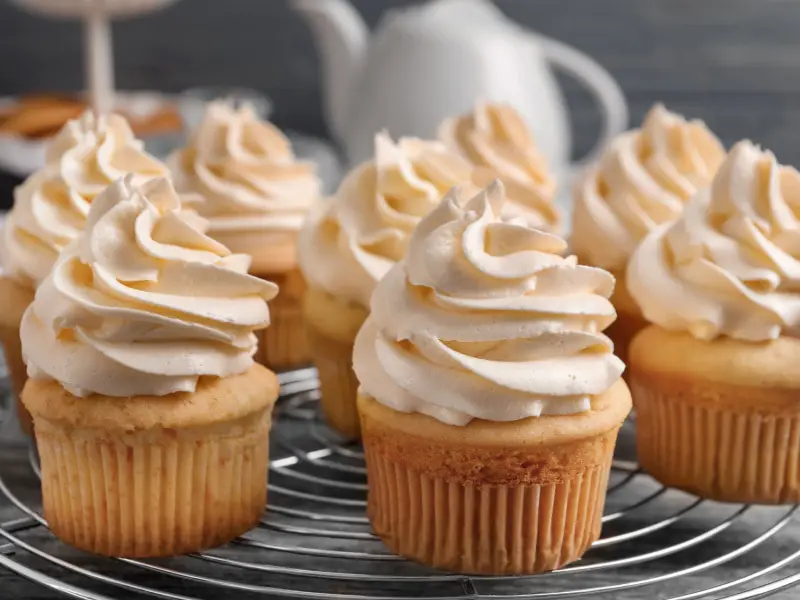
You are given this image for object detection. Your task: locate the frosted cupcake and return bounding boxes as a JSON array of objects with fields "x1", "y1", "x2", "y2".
[
  {"x1": 354, "y1": 181, "x2": 631, "y2": 574},
  {"x1": 21, "y1": 175, "x2": 279, "y2": 557},
  {"x1": 572, "y1": 104, "x2": 724, "y2": 364},
  {"x1": 298, "y1": 133, "x2": 474, "y2": 438},
  {"x1": 0, "y1": 112, "x2": 167, "y2": 432},
  {"x1": 628, "y1": 141, "x2": 800, "y2": 504},
  {"x1": 438, "y1": 101, "x2": 559, "y2": 232},
  {"x1": 170, "y1": 101, "x2": 320, "y2": 370}
]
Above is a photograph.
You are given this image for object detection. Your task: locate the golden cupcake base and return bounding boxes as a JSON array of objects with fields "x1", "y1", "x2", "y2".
[
  {"x1": 0, "y1": 324, "x2": 33, "y2": 436},
  {"x1": 632, "y1": 376, "x2": 800, "y2": 504},
  {"x1": 0, "y1": 275, "x2": 36, "y2": 435},
  {"x1": 306, "y1": 324, "x2": 361, "y2": 439},
  {"x1": 604, "y1": 268, "x2": 648, "y2": 368},
  {"x1": 358, "y1": 382, "x2": 631, "y2": 574},
  {"x1": 23, "y1": 365, "x2": 279, "y2": 557},
  {"x1": 303, "y1": 285, "x2": 368, "y2": 440},
  {"x1": 604, "y1": 309, "x2": 648, "y2": 370},
  {"x1": 37, "y1": 413, "x2": 270, "y2": 557},
  {"x1": 254, "y1": 268, "x2": 310, "y2": 371},
  {"x1": 630, "y1": 326, "x2": 800, "y2": 504},
  {"x1": 365, "y1": 445, "x2": 612, "y2": 574}
]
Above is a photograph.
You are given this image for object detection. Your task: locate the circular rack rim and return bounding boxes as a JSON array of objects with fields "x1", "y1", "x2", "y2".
[{"x1": 0, "y1": 368, "x2": 798, "y2": 600}]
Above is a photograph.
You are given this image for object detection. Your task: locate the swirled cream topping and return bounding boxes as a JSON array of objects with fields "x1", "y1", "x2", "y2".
[
  {"x1": 572, "y1": 104, "x2": 725, "y2": 271},
  {"x1": 353, "y1": 180, "x2": 625, "y2": 425},
  {"x1": 629, "y1": 141, "x2": 800, "y2": 342},
  {"x1": 298, "y1": 132, "x2": 474, "y2": 308},
  {"x1": 439, "y1": 101, "x2": 560, "y2": 231},
  {"x1": 21, "y1": 175, "x2": 278, "y2": 398},
  {"x1": 2, "y1": 111, "x2": 167, "y2": 286},
  {"x1": 170, "y1": 101, "x2": 320, "y2": 259}
]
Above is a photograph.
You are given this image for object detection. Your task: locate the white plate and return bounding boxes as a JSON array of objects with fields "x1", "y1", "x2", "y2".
[
  {"x1": 0, "y1": 91, "x2": 184, "y2": 177},
  {"x1": 9, "y1": 0, "x2": 179, "y2": 19},
  {"x1": 0, "y1": 93, "x2": 345, "y2": 194}
]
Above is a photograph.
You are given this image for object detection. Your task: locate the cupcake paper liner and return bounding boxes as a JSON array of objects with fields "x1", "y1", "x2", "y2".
[
  {"x1": 307, "y1": 325, "x2": 361, "y2": 439},
  {"x1": 34, "y1": 409, "x2": 271, "y2": 557},
  {"x1": 363, "y1": 442, "x2": 612, "y2": 574},
  {"x1": 604, "y1": 308, "x2": 648, "y2": 371},
  {"x1": 632, "y1": 378, "x2": 800, "y2": 504},
  {"x1": 0, "y1": 323, "x2": 33, "y2": 435},
  {"x1": 254, "y1": 269, "x2": 310, "y2": 371},
  {"x1": 255, "y1": 306, "x2": 309, "y2": 371}
]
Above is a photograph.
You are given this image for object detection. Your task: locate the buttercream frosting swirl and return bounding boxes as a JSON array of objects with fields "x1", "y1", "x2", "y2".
[
  {"x1": 2, "y1": 111, "x2": 167, "y2": 286},
  {"x1": 439, "y1": 101, "x2": 560, "y2": 231},
  {"x1": 170, "y1": 101, "x2": 320, "y2": 257},
  {"x1": 21, "y1": 175, "x2": 278, "y2": 398},
  {"x1": 298, "y1": 132, "x2": 474, "y2": 308},
  {"x1": 353, "y1": 180, "x2": 624, "y2": 425},
  {"x1": 628, "y1": 141, "x2": 800, "y2": 342},
  {"x1": 572, "y1": 103, "x2": 725, "y2": 271}
]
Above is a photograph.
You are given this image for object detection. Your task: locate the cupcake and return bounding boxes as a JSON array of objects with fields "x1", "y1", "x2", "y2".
[
  {"x1": 572, "y1": 104, "x2": 724, "y2": 364},
  {"x1": 628, "y1": 141, "x2": 800, "y2": 504},
  {"x1": 354, "y1": 180, "x2": 631, "y2": 574},
  {"x1": 1, "y1": 111, "x2": 167, "y2": 432},
  {"x1": 298, "y1": 133, "x2": 474, "y2": 439},
  {"x1": 170, "y1": 101, "x2": 321, "y2": 371},
  {"x1": 20, "y1": 175, "x2": 279, "y2": 557},
  {"x1": 438, "y1": 100, "x2": 560, "y2": 232}
]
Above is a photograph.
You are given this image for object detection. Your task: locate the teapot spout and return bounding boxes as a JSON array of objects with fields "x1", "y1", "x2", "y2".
[{"x1": 291, "y1": 0, "x2": 367, "y2": 144}]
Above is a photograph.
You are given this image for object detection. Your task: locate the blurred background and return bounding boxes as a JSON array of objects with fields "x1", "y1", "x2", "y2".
[{"x1": 1, "y1": 0, "x2": 800, "y2": 207}]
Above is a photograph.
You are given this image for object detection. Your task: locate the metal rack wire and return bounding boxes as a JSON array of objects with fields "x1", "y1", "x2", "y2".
[{"x1": 0, "y1": 367, "x2": 799, "y2": 600}]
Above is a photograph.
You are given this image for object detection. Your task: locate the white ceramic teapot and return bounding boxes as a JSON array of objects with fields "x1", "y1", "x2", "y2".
[{"x1": 292, "y1": 0, "x2": 628, "y2": 182}]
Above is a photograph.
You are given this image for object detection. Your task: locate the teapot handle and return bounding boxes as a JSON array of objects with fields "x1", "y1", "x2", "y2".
[{"x1": 537, "y1": 34, "x2": 628, "y2": 175}]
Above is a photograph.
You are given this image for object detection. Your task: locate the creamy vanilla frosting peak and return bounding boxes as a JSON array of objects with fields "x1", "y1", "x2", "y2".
[
  {"x1": 298, "y1": 132, "x2": 474, "y2": 308},
  {"x1": 629, "y1": 141, "x2": 800, "y2": 342},
  {"x1": 21, "y1": 175, "x2": 278, "y2": 398},
  {"x1": 353, "y1": 180, "x2": 625, "y2": 425},
  {"x1": 170, "y1": 101, "x2": 320, "y2": 258},
  {"x1": 2, "y1": 111, "x2": 167, "y2": 286},
  {"x1": 439, "y1": 101, "x2": 560, "y2": 231},
  {"x1": 572, "y1": 104, "x2": 725, "y2": 271}
]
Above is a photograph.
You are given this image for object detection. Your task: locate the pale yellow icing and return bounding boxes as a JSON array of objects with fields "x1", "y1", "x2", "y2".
[
  {"x1": 298, "y1": 132, "x2": 474, "y2": 307},
  {"x1": 572, "y1": 104, "x2": 724, "y2": 271},
  {"x1": 21, "y1": 176, "x2": 277, "y2": 397},
  {"x1": 629, "y1": 141, "x2": 800, "y2": 341},
  {"x1": 2, "y1": 112, "x2": 167, "y2": 286},
  {"x1": 439, "y1": 101, "x2": 560, "y2": 231},
  {"x1": 169, "y1": 101, "x2": 320, "y2": 257},
  {"x1": 354, "y1": 180, "x2": 624, "y2": 425}
]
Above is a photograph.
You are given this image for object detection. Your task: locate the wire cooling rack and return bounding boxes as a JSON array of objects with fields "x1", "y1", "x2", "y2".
[{"x1": 0, "y1": 368, "x2": 799, "y2": 600}]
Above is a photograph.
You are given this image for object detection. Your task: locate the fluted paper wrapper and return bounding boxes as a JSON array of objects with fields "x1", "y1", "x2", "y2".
[
  {"x1": 604, "y1": 310, "x2": 648, "y2": 371},
  {"x1": 34, "y1": 410, "x2": 271, "y2": 557},
  {"x1": 0, "y1": 323, "x2": 33, "y2": 435},
  {"x1": 255, "y1": 306, "x2": 309, "y2": 371},
  {"x1": 254, "y1": 269, "x2": 310, "y2": 371},
  {"x1": 633, "y1": 379, "x2": 800, "y2": 504},
  {"x1": 307, "y1": 325, "x2": 361, "y2": 439},
  {"x1": 363, "y1": 445, "x2": 612, "y2": 574},
  {"x1": 605, "y1": 268, "x2": 649, "y2": 370}
]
